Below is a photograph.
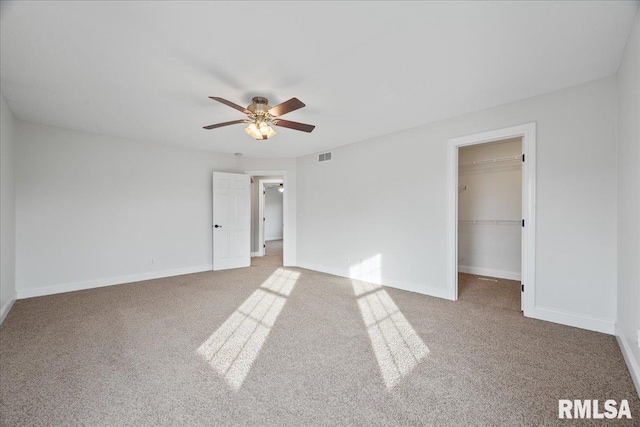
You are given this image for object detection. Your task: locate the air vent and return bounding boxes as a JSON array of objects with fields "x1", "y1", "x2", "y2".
[{"x1": 318, "y1": 152, "x2": 332, "y2": 162}]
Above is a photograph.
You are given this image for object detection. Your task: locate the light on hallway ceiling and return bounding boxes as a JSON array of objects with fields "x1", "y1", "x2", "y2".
[{"x1": 279, "y1": 183, "x2": 284, "y2": 193}]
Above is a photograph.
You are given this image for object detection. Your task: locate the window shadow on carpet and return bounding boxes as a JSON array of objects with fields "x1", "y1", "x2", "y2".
[
  {"x1": 350, "y1": 255, "x2": 429, "y2": 390},
  {"x1": 197, "y1": 268, "x2": 299, "y2": 391}
]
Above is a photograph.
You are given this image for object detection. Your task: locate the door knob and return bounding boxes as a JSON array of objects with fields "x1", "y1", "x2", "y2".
[{"x1": 214, "y1": 224, "x2": 222, "y2": 228}]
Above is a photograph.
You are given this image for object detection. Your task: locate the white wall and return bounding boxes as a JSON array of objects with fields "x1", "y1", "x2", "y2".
[
  {"x1": 458, "y1": 139, "x2": 522, "y2": 280},
  {"x1": 264, "y1": 186, "x2": 283, "y2": 241},
  {"x1": 15, "y1": 121, "x2": 237, "y2": 297},
  {"x1": 616, "y1": 10, "x2": 640, "y2": 394},
  {"x1": 0, "y1": 93, "x2": 16, "y2": 321},
  {"x1": 297, "y1": 77, "x2": 618, "y2": 333},
  {"x1": 239, "y1": 157, "x2": 297, "y2": 266}
]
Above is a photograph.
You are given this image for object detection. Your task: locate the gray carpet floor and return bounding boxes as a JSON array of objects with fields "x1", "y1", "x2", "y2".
[
  {"x1": 458, "y1": 273, "x2": 521, "y2": 312},
  {"x1": 1, "y1": 241, "x2": 638, "y2": 426}
]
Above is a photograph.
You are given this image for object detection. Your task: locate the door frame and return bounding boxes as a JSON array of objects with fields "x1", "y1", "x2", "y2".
[
  {"x1": 258, "y1": 178, "x2": 284, "y2": 256},
  {"x1": 244, "y1": 170, "x2": 290, "y2": 265},
  {"x1": 446, "y1": 123, "x2": 536, "y2": 317}
]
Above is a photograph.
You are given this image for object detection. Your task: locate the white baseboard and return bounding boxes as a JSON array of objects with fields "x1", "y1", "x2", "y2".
[
  {"x1": 265, "y1": 236, "x2": 283, "y2": 241},
  {"x1": 616, "y1": 324, "x2": 640, "y2": 397},
  {"x1": 296, "y1": 261, "x2": 452, "y2": 300},
  {"x1": 458, "y1": 265, "x2": 521, "y2": 281},
  {"x1": 251, "y1": 252, "x2": 263, "y2": 257},
  {"x1": 0, "y1": 292, "x2": 17, "y2": 324},
  {"x1": 533, "y1": 306, "x2": 615, "y2": 335},
  {"x1": 16, "y1": 264, "x2": 213, "y2": 299}
]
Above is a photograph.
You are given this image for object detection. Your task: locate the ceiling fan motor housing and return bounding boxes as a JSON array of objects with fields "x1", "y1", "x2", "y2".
[{"x1": 248, "y1": 97, "x2": 271, "y2": 116}]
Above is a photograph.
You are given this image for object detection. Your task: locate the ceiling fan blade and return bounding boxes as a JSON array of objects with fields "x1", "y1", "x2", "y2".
[
  {"x1": 209, "y1": 97, "x2": 250, "y2": 114},
  {"x1": 268, "y1": 98, "x2": 305, "y2": 117},
  {"x1": 272, "y1": 119, "x2": 315, "y2": 133},
  {"x1": 203, "y1": 119, "x2": 248, "y2": 130}
]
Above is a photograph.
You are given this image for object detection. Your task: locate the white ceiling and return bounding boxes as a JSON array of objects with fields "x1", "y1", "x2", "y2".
[{"x1": 1, "y1": 1, "x2": 637, "y2": 158}]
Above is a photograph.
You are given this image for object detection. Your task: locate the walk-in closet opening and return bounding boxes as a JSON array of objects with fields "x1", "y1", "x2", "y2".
[{"x1": 457, "y1": 138, "x2": 523, "y2": 312}]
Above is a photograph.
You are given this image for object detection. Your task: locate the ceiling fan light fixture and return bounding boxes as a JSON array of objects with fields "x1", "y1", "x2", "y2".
[
  {"x1": 244, "y1": 120, "x2": 276, "y2": 140},
  {"x1": 261, "y1": 124, "x2": 276, "y2": 139},
  {"x1": 244, "y1": 122, "x2": 261, "y2": 139}
]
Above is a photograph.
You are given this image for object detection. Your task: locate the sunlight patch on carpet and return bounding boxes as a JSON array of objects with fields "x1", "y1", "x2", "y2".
[
  {"x1": 352, "y1": 279, "x2": 429, "y2": 389},
  {"x1": 197, "y1": 268, "x2": 299, "y2": 391}
]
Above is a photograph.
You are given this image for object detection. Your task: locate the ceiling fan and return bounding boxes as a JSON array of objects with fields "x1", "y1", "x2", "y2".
[{"x1": 204, "y1": 96, "x2": 315, "y2": 140}]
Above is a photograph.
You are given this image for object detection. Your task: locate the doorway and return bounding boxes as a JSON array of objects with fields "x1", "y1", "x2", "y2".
[
  {"x1": 259, "y1": 179, "x2": 284, "y2": 261},
  {"x1": 457, "y1": 138, "x2": 523, "y2": 312},
  {"x1": 247, "y1": 174, "x2": 285, "y2": 267},
  {"x1": 447, "y1": 123, "x2": 536, "y2": 317}
]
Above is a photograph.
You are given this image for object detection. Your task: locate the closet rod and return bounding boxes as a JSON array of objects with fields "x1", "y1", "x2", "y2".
[
  {"x1": 459, "y1": 155, "x2": 521, "y2": 167},
  {"x1": 458, "y1": 219, "x2": 520, "y2": 225}
]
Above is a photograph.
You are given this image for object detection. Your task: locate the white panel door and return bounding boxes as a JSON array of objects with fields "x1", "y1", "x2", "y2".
[{"x1": 212, "y1": 172, "x2": 251, "y2": 271}]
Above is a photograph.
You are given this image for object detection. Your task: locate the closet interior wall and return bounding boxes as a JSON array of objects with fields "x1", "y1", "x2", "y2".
[{"x1": 458, "y1": 138, "x2": 523, "y2": 280}]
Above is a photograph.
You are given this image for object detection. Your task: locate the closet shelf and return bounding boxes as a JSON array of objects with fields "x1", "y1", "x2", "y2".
[
  {"x1": 459, "y1": 155, "x2": 521, "y2": 167},
  {"x1": 458, "y1": 219, "x2": 520, "y2": 225}
]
